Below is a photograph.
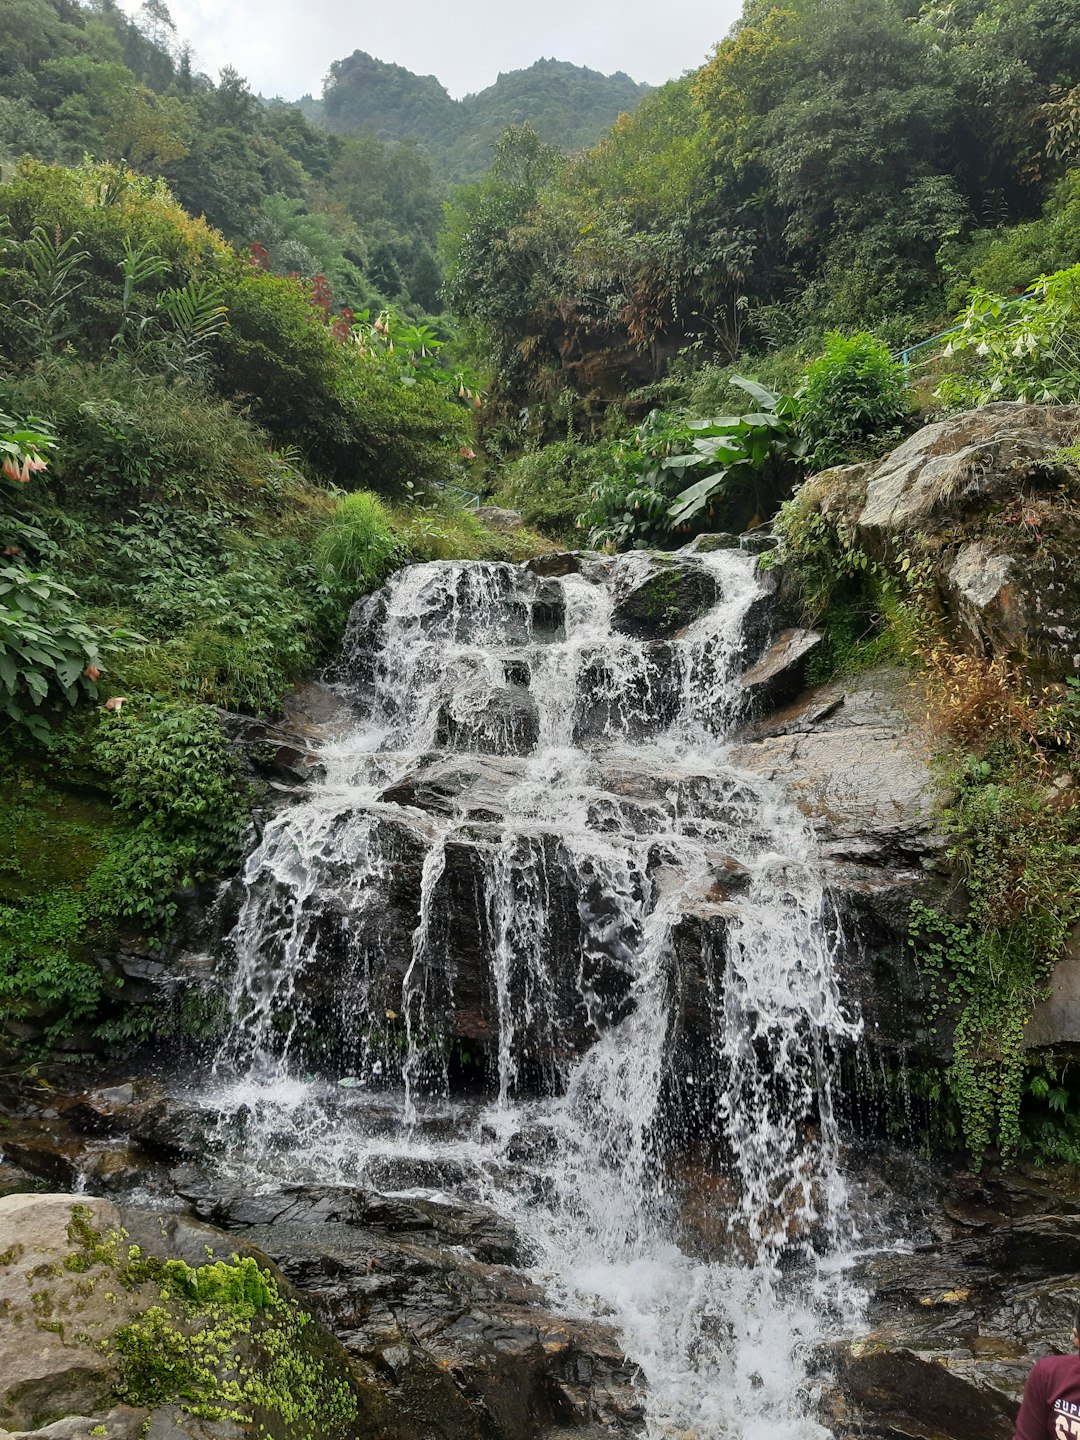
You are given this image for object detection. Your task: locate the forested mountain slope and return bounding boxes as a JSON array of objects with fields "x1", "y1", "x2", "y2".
[
  {"x1": 0, "y1": 0, "x2": 447, "y2": 313},
  {"x1": 312, "y1": 54, "x2": 650, "y2": 180}
]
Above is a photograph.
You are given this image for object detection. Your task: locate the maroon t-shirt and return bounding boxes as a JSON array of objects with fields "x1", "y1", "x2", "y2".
[{"x1": 1015, "y1": 1355, "x2": 1080, "y2": 1440}]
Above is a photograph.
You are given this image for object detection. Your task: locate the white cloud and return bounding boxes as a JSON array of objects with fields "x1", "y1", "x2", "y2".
[{"x1": 116, "y1": 0, "x2": 740, "y2": 100}]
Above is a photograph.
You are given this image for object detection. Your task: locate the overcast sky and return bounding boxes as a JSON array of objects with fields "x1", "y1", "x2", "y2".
[{"x1": 116, "y1": 0, "x2": 743, "y2": 101}]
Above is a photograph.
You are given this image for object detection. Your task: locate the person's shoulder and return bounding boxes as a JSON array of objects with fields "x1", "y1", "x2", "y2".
[{"x1": 1032, "y1": 1352, "x2": 1080, "y2": 1382}]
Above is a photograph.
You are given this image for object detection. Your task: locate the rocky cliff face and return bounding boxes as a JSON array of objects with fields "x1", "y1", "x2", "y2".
[{"x1": 797, "y1": 401, "x2": 1080, "y2": 683}]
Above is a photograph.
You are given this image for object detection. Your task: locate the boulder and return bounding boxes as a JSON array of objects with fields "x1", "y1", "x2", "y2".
[
  {"x1": 610, "y1": 554, "x2": 719, "y2": 638},
  {"x1": 738, "y1": 626, "x2": 823, "y2": 710},
  {"x1": 379, "y1": 753, "x2": 527, "y2": 820},
  {"x1": 437, "y1": 683, "x2": 540, "y2": 755},
  {"x1": 856, "y1": 402, "x2": 1080, "y2": 542},
  {"x1": 678, "y1": 532, "x2": 744, "y2": 553},
  {"x1": 827, "y1": 1345, "x2": 1017, "y2": 1440},
  {"x1": 793, "y1": 405, "x2": 1080, "y2": 679},
  {"x1": 474, "y1": 505, "x2": 525, "y2": 533},
  {"x1": 525, "y1": 552, "x2": 582, "y2": 578},
  {"x1": 0, "y1": 1190, "x2": 403, "y2": 1440},
  {"x1": 940, "y1": 515, "x2": 1080, "y2": 678},
  {"x1": 0, "y1": 1194, "x2": 139, "y2": 1430}
]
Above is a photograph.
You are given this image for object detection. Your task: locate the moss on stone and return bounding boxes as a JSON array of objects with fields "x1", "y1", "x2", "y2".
[{"x1": 63, "y1": 1205, "x2": 362, "y2": 1439}]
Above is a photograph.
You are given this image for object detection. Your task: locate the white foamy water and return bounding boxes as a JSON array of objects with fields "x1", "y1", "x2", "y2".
[{"x1": 206, "y1": 549, "x2": 865, "y2": 1438}]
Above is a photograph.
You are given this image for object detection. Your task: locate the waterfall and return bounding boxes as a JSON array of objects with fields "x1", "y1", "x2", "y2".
[{"x1": 208, "y1": 548, "x2": 864, "y2": 1438}]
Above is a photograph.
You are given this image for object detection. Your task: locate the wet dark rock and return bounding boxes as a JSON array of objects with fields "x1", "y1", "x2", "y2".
[
  {"x1": 679, "y1": 532, "x2": 744, "y2": 553},
  {"x1": 739, "y1": 626, "x2": 823, "y2": 710},
  {"x1": 379, "y1": 754, "x2": 526, "y2": 820},
  {"x1": 828, "y1": 1174, "x2": 1080, "y2": 1440},
  {"x1": 827, "y1": 1345, "x2": 1017, "y2": 1440},
  {"x1": 611, "y1": 554, "x2": 719, "y2": 639},
  {"x1": 217, "y1": 686, "x2": 349, "y2": 787},
  {"x1": 184, "y1": 1182, "x2": 644, "y2": 1440},
  {"x1": 0, "y1": 1139, "x2": 81, "y2": 1189},
  {"x1": 193, "y1": 1183, "x2": 521, "y2": 1264},
  {"x1": 437, "y1": 685, "x2": 540, "y2": 756},
  {"x1": 130, "y1": 1098, "x2": 224, "y2": 1162},
  {"x1": 525, "y1": 552, "x2": 582, "y2": 578}
]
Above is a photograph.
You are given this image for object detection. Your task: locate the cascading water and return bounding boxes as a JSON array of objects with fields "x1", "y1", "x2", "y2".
[{"x1": 207, "y1": 547, "x2": 864, "y2": 1438}]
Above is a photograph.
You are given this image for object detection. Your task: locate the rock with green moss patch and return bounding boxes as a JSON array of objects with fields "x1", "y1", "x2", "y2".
[
  {"x1": 0, "y1": 1194, "x2": 379, "y2": 1440},
  {"x1": 611, "y1": 554, "x2": 719, "y2": 639}
]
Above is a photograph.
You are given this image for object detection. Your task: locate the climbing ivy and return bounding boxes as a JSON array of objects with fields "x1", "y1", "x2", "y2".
[{"x1": 909, "y1": 718, "x2": 1080, "y2": 1164}]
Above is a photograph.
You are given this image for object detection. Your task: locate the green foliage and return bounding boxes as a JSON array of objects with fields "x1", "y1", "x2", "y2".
[
  {"x1": 0, "y1": 407, "x2": 133, "y2": 740},
  {"x1": 0, "y1": 782, "x2": 115, "y2": 1038},
  {"x1": 579, "y1": 378, "x2": 803, "y2": 549},
  {"x1": 797, "y1": 332, "x2": 910, "y2": 468},
  {"x1": 495, "y1": 440, "x2": 610, "y2": 537},
  {"x1": 314, "y1": 491, "x2": 402, "y2": 595},
  {"x1": 0, "y1": 564, "x2": 125, "y2": 740},
  {"x1": 0, "y1": 891, "x2": 102, "y2": 1030},
  {"x1": 949, "y1": 170, "x2": 1080, "y2": 301},
  {"x1": 937, "y1": 264, "x2": 1080, "y2": 406},
  {"x1": 216, "y1": 267, "x2": 467, "y2": 490},
  {"x1": 351, "y1": 306, "x2": 484, "y2": 405},
  {"x1": 60, "y1": 1207, "x2": 359, "y2": 1437},
  {"x1": 12, "y1": 226, "x2": 90, "y2": 355},
  {"x1": 909, "y1": 738, "x2": 1080, "y2": 1165},
  {"x1": 1023, "y1": 1064, "x2": 1080, "y2": 1168},
  {"x1": 88, "y1": 702, "x2": 249, "y2": 932},
  {"x1": 387, "y1": 496, "x2": 544, "y2": 564},
  {"x1": 437, "y1": 0, "x2": 1080, "y2": 427},
  {"x1": 910, "y1": 902, "x2": 1036, "y2": 1164}
]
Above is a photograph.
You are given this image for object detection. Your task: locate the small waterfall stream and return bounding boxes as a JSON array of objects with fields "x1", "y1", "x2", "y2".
[{"x1": 206, "y1": 549, "x2": 865, "y2": 1438}]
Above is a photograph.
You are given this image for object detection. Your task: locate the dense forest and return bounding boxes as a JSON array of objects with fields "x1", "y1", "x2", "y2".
[
  {"x1": 2, "y1": 0, "x2": 453, "y2": 313},
  {"x1": 442, "y1": 0, "x2": 1080, "y2": 436}
]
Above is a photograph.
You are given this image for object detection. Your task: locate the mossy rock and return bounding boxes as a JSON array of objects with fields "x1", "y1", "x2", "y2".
[
  {"x1": 0, "y1": 1194, "x2": 385, "y2": 1440},
  {"x1": 611, "y1": 555, "x2": 719, "y2": 639}
]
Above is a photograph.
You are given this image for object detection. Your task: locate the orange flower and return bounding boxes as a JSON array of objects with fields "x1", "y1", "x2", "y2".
[{"x1": 83, "y1": 664, "x2": 102, "y2": 682}]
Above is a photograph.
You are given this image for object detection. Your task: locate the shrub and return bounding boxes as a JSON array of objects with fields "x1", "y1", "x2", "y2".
[
  {"x1": 936, "y1": 265, "x2": 1080, "y2": 408},
  {"x1": 0, "y1": 891, "x2": 102, "y2": 1030},
  {"x1": 950, "y1": 171, "x2": 1080, "y2": 302},
  {"x1": 314, "y1": 490, "x2": 402, "y2": 594},
  {"x1": 215, "y1": 267, "x2": 467, "y2": 490},
  {"x1": 387, "y1": 495, "x2": 544, "y2": 563},
  {"x1": 0, "y1": 359, "x2": 282, "y2": 514},
  {"x1": 797, "y1": 331, "x2": 909, "y2": 469},
  {"x1": 88, "y1": 701, "x2": 249, "y2": 932},
  {"x1": 496, "y1": 440, "x2": 609, "y2": 537},
  {"x1": 579, "y1": 378, "x2": 804, "y2": 550}
]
